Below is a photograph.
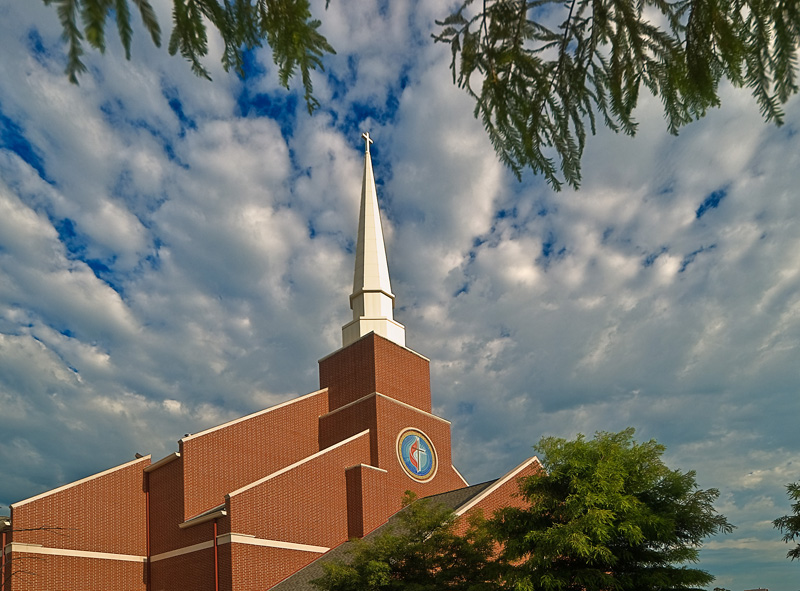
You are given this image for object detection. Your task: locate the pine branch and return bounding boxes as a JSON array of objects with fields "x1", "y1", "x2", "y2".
[
  {"x1": 46, "y1": 0, "x2": 88, "y2": 83},
  {"x1": 436, "y1": 0, "x2": 800, "y2": 190},
  {"x1": 115, "y1": 0, "x2": 133, "y2": 58},
  {"x1": 131, "y1": 0, "x2": 162, "y2": 46},
  {"x1": 43, "y1": 0, "x2": 333, "y2": 114}
]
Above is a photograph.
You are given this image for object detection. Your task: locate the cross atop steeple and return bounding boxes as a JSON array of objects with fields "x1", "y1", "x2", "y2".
[
  {"x1": 361, "y1": 131, "x2": 373, "y2": 154},
  {"x1": 341, "y1": 133, "x2": 406, "y2": 348}
]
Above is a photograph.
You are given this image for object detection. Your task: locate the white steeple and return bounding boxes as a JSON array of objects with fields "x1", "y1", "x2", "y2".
[{"x1": 342, "y1": 133, "x2": 406, "y2": 347}]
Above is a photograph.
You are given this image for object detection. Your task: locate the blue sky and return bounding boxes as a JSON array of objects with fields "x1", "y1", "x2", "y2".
[{"x1": 1, "y1": 1, "x2": 799, "y2": 589}]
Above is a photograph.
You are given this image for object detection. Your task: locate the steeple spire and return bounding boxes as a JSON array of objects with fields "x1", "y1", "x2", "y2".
[{"x1": 341, "y1": 133, "x2": 406, "y2": 347}]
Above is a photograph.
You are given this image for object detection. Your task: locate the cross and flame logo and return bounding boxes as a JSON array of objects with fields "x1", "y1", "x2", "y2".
[{"x1": 397, "y1": 428, "x2": 437, "y2": 481}]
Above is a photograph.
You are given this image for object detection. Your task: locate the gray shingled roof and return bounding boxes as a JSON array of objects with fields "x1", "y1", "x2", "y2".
[{"x1": 270, "y1": 480, "x2": 498, "y2": 591}]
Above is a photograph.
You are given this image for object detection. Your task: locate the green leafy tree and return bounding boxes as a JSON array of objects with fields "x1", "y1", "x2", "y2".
[
  {"x1": 492, "y1": 428, "x2": 733, "y2": 591},
  {"x1": 42, "y1": 0, "x2": 800, "y2": 188},
  {"x1": 774, "y1": 481, "x2": 800, "y2": 561},
  {"x1": 311, "y1": 492, "x2": 498, "y2": 591}
]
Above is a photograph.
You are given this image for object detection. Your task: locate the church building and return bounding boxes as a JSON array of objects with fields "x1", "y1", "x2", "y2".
[{"x1": 1, "y1": 135, "x2": 539, "y2": 591}]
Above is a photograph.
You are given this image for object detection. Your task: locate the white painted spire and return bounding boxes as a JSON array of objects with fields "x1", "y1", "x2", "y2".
[{"x1": 342, "y1": 133, "x2": 406, "y2": 347}]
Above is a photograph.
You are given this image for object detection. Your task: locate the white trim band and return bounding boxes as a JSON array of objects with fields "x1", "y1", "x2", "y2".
[
  {"x1": 455, "y1": 456, "x2": 540, "y2": 516},
  {"x1": 144, "y1": 452, "x2": 180, "y2": 472},
  {"x1": 320, "y1": 392, "x2": 450, "y2": 425},
  {"x1": 345, "y1": 463, "x2": 388, "y2": 474},
  {"x1": 12, "y1": 456, "x2": 151, "y2": 508},
  {"x1": 219, "y1": 534, "x2": 329, "y2": 554},
  {"x1": 179, "y1": 508, "x2": 227, "y2": 529},
  {"x1": 318, "y1": 333, "x2": 430, "y2": 363},
  {"x1": 452, "y1": 464, "x2": 469, "y2": 487},
  {"x1": 150, "y1": 540, "x2": 214, "y2": 562},
  {"x1": 150, "y1": 535, "x2": 329, "y2": 562},
  {"x1": 181, "y1": 389, "x2": 328, "y2": 442},
  {"x1": 6, "y1": 542, "x2": 146, "y2": 563},
  {"x1": 228, "y1": 430, "x2": 370, "y2": 498}
]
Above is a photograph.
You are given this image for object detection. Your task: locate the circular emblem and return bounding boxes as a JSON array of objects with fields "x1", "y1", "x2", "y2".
[{"x1": 396, "y1": 428, "x2": 437, "y2": 482}]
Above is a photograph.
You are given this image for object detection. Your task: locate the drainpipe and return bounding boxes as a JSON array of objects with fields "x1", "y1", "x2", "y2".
[
  {"x1": 213, "y1": 519, "x2": 220, "y2": 591},
  {"x1": 1, "y1": 529, "x2": 6, "y2": 591},
  {"x1": 145, "y1": 472, "x2": 151, "y2": 591}
]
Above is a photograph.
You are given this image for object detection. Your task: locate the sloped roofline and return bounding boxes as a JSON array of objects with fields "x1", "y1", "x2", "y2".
[
  {"x1": 320, "y1": 391, "x2": 450, "y2": 425},
  {"x1": 454, "y1": 456, "x2": 540, "y2": 516},
  {"x1": 144, "y1": 451, "x2": 180, "y2": 473},
  {"x1": 181, "y1": 388, "x2": 327, "y2": 442},
  {"x1": 227, "y1": 429, "x2": 371, "y2": 498},
  {"x1": 11, "y1": 455, "x2": 151, "y2": 508},
  {"x1": 266, "y1": 478, "x2": 512, "y2": 591},
  {"x1": 318, "y1": 331, "x2": 430, "y2": 364}
]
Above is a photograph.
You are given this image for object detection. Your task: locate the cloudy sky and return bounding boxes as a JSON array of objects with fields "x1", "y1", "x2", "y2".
[{"x1": 1, "y1": 1, "x2": 799, "y2": 588}]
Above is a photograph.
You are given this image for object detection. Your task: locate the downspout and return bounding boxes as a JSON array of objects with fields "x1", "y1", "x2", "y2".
[
  {"x1": 145, "y1": 472, "x2": 151, "y2": 591},
  {"x1": 213, "y1": 519, "x2": 220, "y2": 591},
  {"x1": 1, "y1": 529, "x2": 6, "y2": 591}
]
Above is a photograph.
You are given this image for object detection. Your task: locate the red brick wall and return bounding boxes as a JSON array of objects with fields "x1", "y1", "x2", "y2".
[
  {"x1": 372, "y1": 335, "x2": 431, "y2": 413},
  {"x1": 147, "y1": 456, "x2": 215, "y2": 556},
  {"x1": 217, "y1": 541, "x2": 233, "y2": 591},
  {"x1": 319, "y1": 333, "x2": 431, "y2": 413},
  {"x1": 229, "y1": 544, "x2": 320, "y2": 591},
  {"x1": 320, "y1": 393, "x2": 467, "y2": 528},
  {"x1": 5, "y1": 552, "x2": 145, "y2": 591},
  {"x1": 10, "y1": 457, "x2": 148, "y2": 555},
  {"x1": 453, "y1": 459, "x2": 542, "y2": 536},
  {"x1": 149, "y1": 547, "x2": 215, "y2": 591},
  {"x1": 146, "y1": 455, "x2": 225, "y2": 591},
  {"x1": 7, "y1": 456, "x2": 148, "y2": 591},
  {"x1": 371, "y1": 396, "x2": 466, "y2": 517},
  {"x1": 182, "y1": 390, "x2": 329, "y2": 520},
  {"x1": 318, "y1": 395, "x2": 379, "y2": 461},
  {"x1": 227, "y1": 431, "x2": 371, "y2": 549},
  {"x1": 346, "y1": 464, "x2": 389, "y2": 538}
]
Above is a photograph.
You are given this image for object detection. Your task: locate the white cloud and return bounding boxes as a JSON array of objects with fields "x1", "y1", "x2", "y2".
[{"x1": 1, "y1": 1, "x2": 799, "y2": 587}]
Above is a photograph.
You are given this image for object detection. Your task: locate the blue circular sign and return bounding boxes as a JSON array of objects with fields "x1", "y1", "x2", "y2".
[{"x1": 397, "y1": 429, "x2": 437, "y2": 481}]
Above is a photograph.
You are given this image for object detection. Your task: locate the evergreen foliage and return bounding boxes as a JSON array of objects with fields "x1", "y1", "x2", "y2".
[
  {"x1": 774, "y1": 481, "x2": 800, "y2": 561},
  {"x1": 492, "y1": 428, "x2": 733, "y2": 591},
  {"x1": 311, "y1": 491, "x2": 498, "y2": 591},
  {"x1": 41, "y1": 0, "x2": 333, "y2": 113},
  {"x1": 42, "y1": 0, "x2": 800, "y2": 187},
  {"x1": 434, "y1": 0, "x2": 800, "y2": 189}
]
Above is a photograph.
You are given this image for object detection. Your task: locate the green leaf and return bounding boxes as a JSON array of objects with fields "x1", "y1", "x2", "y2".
[
  {"x1": 493, "y1": 428, "x2": 733, "y2": 590},
  {"x1": 50, "y1": 0, "x2": 88, "y2": 84},
  {"x1": 115, "y1": 0, "x2": 133, "y2": 59},
  {"x1": 436, "y1": 0, "x2": 800, "y2": 190},
  {"x1": 80, "y1": 0, "x2": 112, "y2": 53},
  {"x1": 132, "y1": 0, "x2": 162, "y2": 47}
]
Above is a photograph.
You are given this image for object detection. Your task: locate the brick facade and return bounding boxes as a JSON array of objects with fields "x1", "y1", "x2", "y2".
[
  {"x1": 345, "y1": 464, "x2": 388, "y2": 539},
  {"x1": 6, "y1": 457, "x2": 149, "y2": 591},
  {"x1": 319, "y1": 332, "x2": 432, "y2": 413},
  {"x1": 452, "y1": 458, "x2": 543, "y2": 537},
  {"x1": 4, "y1": 332, "x2": 532, "y2": 591},
  {"x1": 6, "y1": 552, "x2": 146, "y2": 591},
  {"x1": 181, "y1": 390, "x2": 330, "y2": 521}
]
